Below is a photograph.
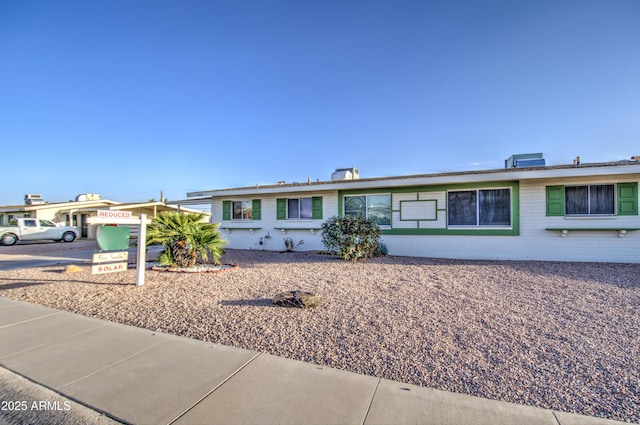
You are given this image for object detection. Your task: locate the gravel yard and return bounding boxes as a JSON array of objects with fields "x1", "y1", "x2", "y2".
[{"x1": 0, "y1": 245, "x2": 638, "y2": 423}]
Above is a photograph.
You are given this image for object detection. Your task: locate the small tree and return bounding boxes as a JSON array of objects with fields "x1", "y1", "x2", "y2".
[
  {"x1": 320, "y1": 215, "x2": 381, "y2": 262},
  {"x1": 146, "y1": 212, "x2": 227, "y2": 268}
]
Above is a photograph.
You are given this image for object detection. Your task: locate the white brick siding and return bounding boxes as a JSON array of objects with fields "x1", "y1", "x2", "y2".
[
  {"x1": 206, "y1": 173, "x2": 640, "y2": 263},
  {"x1": 212, "y1": 191, "x2": 338, "y2": 252}
]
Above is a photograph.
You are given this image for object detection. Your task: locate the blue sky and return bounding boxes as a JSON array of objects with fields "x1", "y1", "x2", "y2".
[{"x1": 1, "y1": 0, "x2": 638, "y2": 206}]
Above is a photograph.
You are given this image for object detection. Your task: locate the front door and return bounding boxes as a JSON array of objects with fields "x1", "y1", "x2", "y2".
[{"x1": 80, "y1": 214, "x2": 88, "y2": 238}]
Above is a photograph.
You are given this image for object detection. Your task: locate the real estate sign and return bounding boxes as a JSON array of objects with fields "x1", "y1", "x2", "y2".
[
  {"x1": 93, "y1": 251, "x2": 129, "y2": 263},
  {"x1": 96, "y1": 226, "x2": 130, "y2": 251},
  {"x1": 96, "y1": 210, "x2": 133, "y2": 219},
  {"x1": 87, "y1": 213, "x2": 148, "y2": 286},
  {"x1": 91, "y1": 262, "x2": 128, "y2": 275}
]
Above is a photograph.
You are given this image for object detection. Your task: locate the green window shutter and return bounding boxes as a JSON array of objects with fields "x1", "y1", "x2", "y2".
[
  {"x1": 276, "y1": 198, "x2": 286, "y2": 220},
  {"x1": 222, "y1": 201, "x2": 231, "y2": 221},
  {"x1": 312, "y1": 197, "x2": 323, "y2": 220},
  {"x1": 252, "y1": 199, "x2": 262, "y2": 220},
  {"x1": 618, "y1": 182, "x2": 638, "y2": 215},
  {"x1": 546, "y1": 186, "x2": 565, "y2": 216}
]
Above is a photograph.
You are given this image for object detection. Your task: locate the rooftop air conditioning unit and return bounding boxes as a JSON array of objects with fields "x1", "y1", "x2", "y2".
[
  {"x1": 24, "y1": 194, "x2": 44, "y2": 205},
  {"x1": 505, "y1": 153, "x2": 545, "y2": 168},
  {"x1": 75, "y1": 193, "x2": 102, "y2": 201},
  {"x1": 331, "y1": 167, "x2": 360, "y2": 181}
]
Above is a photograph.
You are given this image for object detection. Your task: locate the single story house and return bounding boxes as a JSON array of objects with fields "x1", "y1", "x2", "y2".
[
  {"x1": 0, "y1": 195, "x2": 210, "y2": 239},
  {"x1": 173, "y1": 160, "x2": 640, "y2": 263}
]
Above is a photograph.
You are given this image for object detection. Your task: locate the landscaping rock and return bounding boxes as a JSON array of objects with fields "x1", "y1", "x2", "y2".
[
  {"x1": 272, "y1": 290, "x2": 323, "y2": 309},
  {"x1": 62, "y1": 265, "x2": 82, "y2": 274}
]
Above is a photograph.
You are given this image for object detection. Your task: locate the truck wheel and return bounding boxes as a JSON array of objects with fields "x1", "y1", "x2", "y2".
[
  {"x1": 1, "y1": 233, "x2": 18, "y2": 246},
  {"x1": 62, "y1": 232, "x2": 76, "y2": 243}
]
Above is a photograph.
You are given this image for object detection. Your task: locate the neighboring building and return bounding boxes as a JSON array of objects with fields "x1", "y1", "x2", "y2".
[
  {"x1": 0, "y1": 194, "x2": 210, "y2": 239},
  {"x1": 174, "y1": 160, "x2": 640, "y2": 263}
]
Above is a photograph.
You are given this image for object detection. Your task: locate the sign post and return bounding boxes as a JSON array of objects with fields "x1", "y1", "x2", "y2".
[{"x1": 136, "y1": 214, "x2": 147, "y2": 287}]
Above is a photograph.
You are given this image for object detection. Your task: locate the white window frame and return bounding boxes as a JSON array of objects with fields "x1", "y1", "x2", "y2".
[
  {"x1": 343, "y1": 193, "x2": 392, "y2": 228},
  {"x1": 564, "y1": 184, "x2": 616, "y2": 216},
  {"x1": 287, "y1": 198, "x2": 313, "y2": 220},
  {"x1": 447, "y1": 187, "x2": 512, "y2": 228},
  {"x1": 232, "y1": 200, "x2": 252, "y2": 221}
]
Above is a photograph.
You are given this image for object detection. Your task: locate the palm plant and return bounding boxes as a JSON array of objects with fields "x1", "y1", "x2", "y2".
[{"x1": 146, "y1": 212, "x2": 227, "y2": 268}]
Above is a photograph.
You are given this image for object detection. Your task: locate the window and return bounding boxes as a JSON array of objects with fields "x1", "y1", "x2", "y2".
[
  {"x1": 344, "y1": 195, "x2": 365, "y2": 216},
  {"x1": 288, "y1": 198, "x2": 312, "y2": 219},
  {"x1": 232, "y1": 201, "x2": 252, "y2": 220},
  {"x1": 222, "y1": 200, "x2": 261, "y2": 221},
  {"x1": 64, "y1": 214, "x2": 78, "y2": 226},
  {"x1": 565, "y1": 184, "x2": 614, "y2": 216},
  {"x1": 39, "y1": 220, "x2": 56, "y2": 227},
  {"x1": 448, "y1": 188, "x2": 511, "y2": 227},
  {"x1": 277, "y1": 197, "x2": 323, "y2": 220},
  {"x1": 547, "y1": 183, "x2": 638, "y2": 217},
  {"x1": 23, "y1": 219, "x2": 37, "y2": 227},
  {"x1": 344, "y1": 194, "x2": 391, "y2": 226}
]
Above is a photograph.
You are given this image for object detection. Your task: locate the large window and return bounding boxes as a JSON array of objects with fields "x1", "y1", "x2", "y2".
[
  {"x1": 565, "y1": 184, "x2": 614, "y2": 215},
  {"x1": 344, "y1": 194, "x2": 391, "y2": 226},
  {"x1": 288, "y1": 198, "x2": 312, "y2": 219},
  {"x1": 232, "y1": 201, "x2": 252, "y2": 220},
  {"x1": 448, "y1": 188, "x2": 511, "y2": 227}
]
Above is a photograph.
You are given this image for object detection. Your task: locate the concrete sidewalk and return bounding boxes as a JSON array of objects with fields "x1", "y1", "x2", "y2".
[{"x1": 0, "y1": 297, "x2": 627, "y2": 425}]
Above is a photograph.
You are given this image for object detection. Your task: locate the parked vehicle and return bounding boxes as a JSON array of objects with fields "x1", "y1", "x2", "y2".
[{"x1": 0, "y1": 218, "x2": 79, "y2": 246}]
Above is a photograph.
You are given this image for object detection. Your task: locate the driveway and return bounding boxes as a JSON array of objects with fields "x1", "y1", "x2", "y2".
[{"x1": 0, "y1": 240, "x2": 98, "y2": 270}]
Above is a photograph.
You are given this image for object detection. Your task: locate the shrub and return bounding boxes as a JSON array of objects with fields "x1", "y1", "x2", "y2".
[
  {"x1": 374, "y1": 241, "x2": 388, "y2": 257},
  {"x1": 320, "y1": 215, "x2": 382, "y2": 262},
  {"x1": 146, "y1": 212, "x2": 227, "y2": 268}
]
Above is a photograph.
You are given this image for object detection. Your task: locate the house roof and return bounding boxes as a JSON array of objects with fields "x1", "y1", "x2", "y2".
[
  {"x1": 0, "y1": 199, "x2": 120, "y2": 213},
  {"x1": 0, "y1": 199, "x2": 210, "y2": 215},
  {"x1": 174, "y1": 160, "x2": 640, "y2": 204},
  {"x1": 73, "y1": 202, "x2": 210, "y2": 215}
]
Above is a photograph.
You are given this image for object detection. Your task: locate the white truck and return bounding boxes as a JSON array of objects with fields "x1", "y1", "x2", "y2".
[{"x1": 0, "y1": 218, "x2": 79, "y2": 246}]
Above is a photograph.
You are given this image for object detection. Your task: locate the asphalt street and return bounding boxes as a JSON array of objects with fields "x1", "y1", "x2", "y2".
[
  {"x1": 0, "y1": 251, "x2": 94, "y2": 271},
  {"x1": 0, "y1": 240, "x2": 144, "y2": 271},
  {"x1": 0, "y1": 240, "x2": 157, "y2": 271}
]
